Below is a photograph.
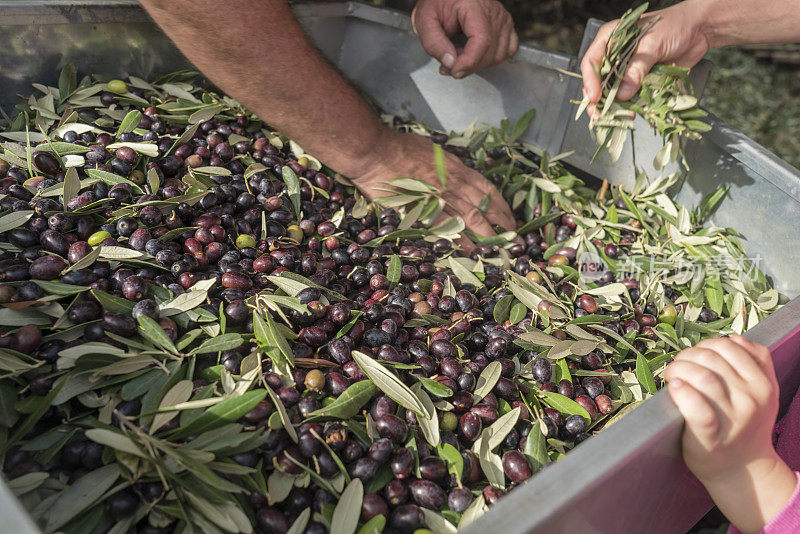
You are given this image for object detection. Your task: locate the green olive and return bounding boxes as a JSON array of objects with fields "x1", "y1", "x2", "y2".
[
  {"x1": 286, "y1": 224, "x2": 304, "y2": 243},
  {"x1": 440, "y1": 411, "x2": 458, "y2": 432},
  {"x1": 236, "y1": 234, "x2": 256, "y2": 249},
  {"x1": 87, "y1": 231, "x2": 111, "y2": 246},
  {"x1": 526, "y1": 271, "x2": 544, "y2": 284},
  {"x1": 659, "y1": 304, "x2": 678, "y2": 325},
  {"x1": 304, "y1": 369, "x2": 325, "y2": 393},
  {"x1": 107, "y1": 79, "x2": 128, "y2": 94}
]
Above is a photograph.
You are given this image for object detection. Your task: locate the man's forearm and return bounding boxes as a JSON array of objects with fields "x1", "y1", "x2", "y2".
[
  {"x1": 694, "y1": 0, "x2": 800, "y2": 48},
  {"x1": 139, "y1": 0, "x2": 390, "y2": 178}
]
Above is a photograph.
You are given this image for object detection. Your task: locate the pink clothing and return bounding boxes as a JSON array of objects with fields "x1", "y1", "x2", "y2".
[{"x1": 727, "y1": 390, "x2": 800, "y2": 534}]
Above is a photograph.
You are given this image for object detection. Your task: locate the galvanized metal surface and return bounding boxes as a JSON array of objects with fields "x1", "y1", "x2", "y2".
[{"x1": 0, "y1": 3, "x2": 799, "y2": 534}]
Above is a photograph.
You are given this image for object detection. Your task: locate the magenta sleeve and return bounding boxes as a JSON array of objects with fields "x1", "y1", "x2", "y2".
[{"x1": 727, "y1": 472, "x2": 800, "y2": 534}]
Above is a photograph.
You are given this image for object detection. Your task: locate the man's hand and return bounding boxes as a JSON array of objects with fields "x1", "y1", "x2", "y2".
[
  {"x1": 664, "y1": 335, "x2": 797, "y2": 533},
  {"x1": 351, "y1": 130, "x2": 516, "y2": 249},
  {"x1": 140, "y1": 0, "x2": 517, "y2": 245},
  {"x1": 580, "y1": 1, "x2": 710, "y2": 105},
  {"x1": 413, "y1": 0, "x2": 518, "y2": 79}
]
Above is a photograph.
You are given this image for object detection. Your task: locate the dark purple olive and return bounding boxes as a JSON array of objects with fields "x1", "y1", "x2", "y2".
[
  {"x1": 557, "y1": 379, "x2": 574, "y2": 399},
  {"x1": 121, "y1": 275, "x2": 147, "y2": 300},
  {"x1": 67, "y1": 241, "x2": 92, "y2": 264},
  {"x1": 221, "y1": 271, "x2": 252, "y2": 290},
  {"x1": 368, "y1": 438, "x2": 394, "y2": 464},
  {"x1": 105, "y1": 490, "x2": 138, "y2": 521},
  {"x1": 575, "y1": 395, "x2": 599, "y2": 418},
  {"x1": 389, "y1": 504, "x2": 424, "y2": 534},
  {"x1": 29, "y1": 255, "x2": 66, "y2": 280},
  {"x1": 483, "y1": 485, "x2": 505, "y2": 505},
  {"x1": 390, "y1": 447, "x2": 414, "y2": 479},
  {"x1": 325, "y1": 372, "x2": 350, "y2": 396},
  {"x1": 256, "y1": 507, "x2": 287, "y2": 534},
  {"x1": 419, "y1": 456, "x2": 447, "y2": 481},
  {"x1": 582, "y1": 377, "x2": 604, "y2": 399},
  {"x1": 361, "y1": 493, "x2": 389, "y2": 522},
  {"x1": 409, "y1": 479, "x2": 446, "y2": 509},
  {"x1": 448, "y1": 389, "x2": 471, "y2": 413},
  {"x1": 531, "y1": 357, "x2": 551, "y2": 382},
  {"x1": 349, "y1": 457, "x2": 379, "y2": 481},
  {"x1": 448, "y1": 487, "x2": 473, "y2": 513},
  {"x1": 430, "y1": 339, "x2": 457, "y2": 359},
  {"x1": 327, "y1": 338, "x2": 351, "y2": 364},
  {"x1": 32, "y1": 151, "x2": 60, "y2": 175},
  {"x1": 67, "y1": 301, "x2": 100, "y2": 323},
  {"x1": 102, "y1": 311, "x2": 136, "y2": 337},
  {"x1": 470, "y1": 404, "x2": 498, "y2": 424},
  {"x1": 376, "y1": 413, "x2": 407, "y2": 443},
  {"x1": 485, "y1": 337, "x2": 507, "y2": 359},
  {"x1": 299, "y1": 326, "x2": 327, "y2": 347},
  {"x1": 502, "y1": 450, "x2": 532, "y2": 483},
  {"x1": 459, "y1": 412, "x2": 482, "y2": 441},
  {"x1": 384, "y1": 479, "x2": 408, "y2": 506},
  {"x1": 564, "y1": 414, "x2": 587, "y2": 436}
]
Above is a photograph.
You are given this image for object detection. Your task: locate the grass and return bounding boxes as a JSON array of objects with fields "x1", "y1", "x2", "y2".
[{"x1": 703, "y1": 47, "x2": 800, "y2": 170}]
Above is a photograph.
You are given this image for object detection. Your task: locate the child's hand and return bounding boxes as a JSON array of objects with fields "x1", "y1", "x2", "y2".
[
  {"x1": 665, "y1": 335, "x2": 778, "y2": 483},
  {"x1": 665, "y1": 335, "x2": 796, "y2": 533}
]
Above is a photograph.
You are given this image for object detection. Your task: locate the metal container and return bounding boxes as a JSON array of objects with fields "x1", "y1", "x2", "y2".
[{"x1": 1, "y1": 2, "x2": 799, "y2": 533}]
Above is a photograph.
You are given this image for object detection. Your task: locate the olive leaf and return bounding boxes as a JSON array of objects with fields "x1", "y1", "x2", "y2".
[
  {"x1": 159, "y1": 288, "x2": 209, "y2": 317},
  {"x1": 169, "y1": 389, "x2": 267, "y2": 439},
  {"x1": 487, "y1": 406, "x2": 521, "y2": 450},
  {"x1": 417, "y1": 376, "x2": 453, "y2": 398},
  {"x1": 436, "y1": 442, "x2": 464, "y2": 483},
  {"x1": 286, "y1": 508, "x2": 311, "y2": 534},
  {"x1": 448, "y1": 256, "x2": 483, "y2": 287},
  {"x1": 331, "y1": 478, "x2": 363, "y2": 534},
  {"x1": 43, "y1": 463, "x2": 120, "y2": 531},
  {"x1": 411, "y1": 382, "x2": 440, "y2": 447},
  {"x1": 282, "y1": 165, "x2": 302, "y2": 219},
  {"x1": 635, "y1": 352, "x2": 658, "y2": 395},
  {"x1": 352, "y1": 351, "x2": 431, "y2": 419},
  {"x1": 524, "y1": 418, "x2": 550, "y2": 472},
  {"x1": 458, "y1": 494, "x2": 488, "y2": 528},
  {"x1": 150, "y1": 379, "x2": 193, "y2": 433},
  {"x1": 189, "y1": 333, "x2": 244, "y2": 355},
  {"x1": 306, "y1": 380, "x2": 376, "y2": 420},
  {"x1": 116, "y1": 110, "x2": 142, "y2": 137},
  {"x1": 476, "y1": 431, "x2": 505, "y2": 490},
  {"x1": 107, "y1": 141, "x2": 159, "y2": 157},
  {"x1": 540, "y1": 391, "x2": 591, "y2": 423},
  {"x1": 90, "y1": 289, "x2": 135, "y2": 315},
  {"x1": 508, "y1": 300, "x2": 527, "y2": 324},
  {"x1": 253, "y1": 309, "x2": 294, "y2": 373},
  {"x1": 86, "y1": 168, "x2": 143, "y2": 193},
  {"x1": 386, "y1": 255, "x2": 402, "y2": 288},
  {"x1": 137, "y1": 315, "x2": 178, "y2": 354},
  {"x1": 493, "y1": 294, "x2": 514, "y2": 323},
  {"x1": 472, "y1": 361, "x2": 502, "y2": 403},
  {"x1": 422, "y1": 508, "x2": 458, "y2": 534},
  {"x1": 357, "y1": 515, "x2": 386, "y2": 534},
  {"x1": 0, "y1": 210, "x2": 34, "y2": 234}
]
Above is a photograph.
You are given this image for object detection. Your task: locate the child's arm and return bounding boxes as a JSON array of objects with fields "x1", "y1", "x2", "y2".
[{"x1": 664, "y1": 335, "x2": 798, "y2": 534}]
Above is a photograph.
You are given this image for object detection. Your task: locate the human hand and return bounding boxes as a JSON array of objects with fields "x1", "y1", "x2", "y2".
[
  {"x1": 350, "y1": 130, "x2": 516, "y2": 250},
  {"x1": 664, "y1": 335, "x2": 797, "y2": 533},
  {"x1": 412, "y1": 0, "x2": 518, "y2": 79},
  {"x1": 580, "y1": 0, "x2": 710, "y2": 106},
  {"x1": 665, "y1": 335, "x2": 779, "y2": 485}
]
